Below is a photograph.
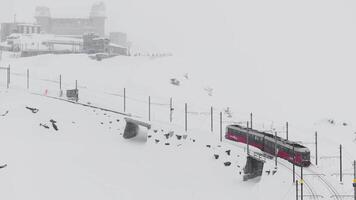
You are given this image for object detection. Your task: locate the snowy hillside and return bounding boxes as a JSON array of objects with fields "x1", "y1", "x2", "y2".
[{"x1": 1, "y1": 52, "x2": 355, "y2": 199}]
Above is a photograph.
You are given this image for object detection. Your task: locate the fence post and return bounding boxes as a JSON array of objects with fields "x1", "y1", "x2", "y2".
[
  {"x1": 210, "y1": 106, "x2": 213, "y2": 132},
  {"x1": 27, "y1": 69, "x2": 29, "y2": 89}
]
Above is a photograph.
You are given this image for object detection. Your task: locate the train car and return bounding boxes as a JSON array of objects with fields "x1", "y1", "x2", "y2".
[{"x1": 225, "y1": 124, "x2": 311, "y2": 167}]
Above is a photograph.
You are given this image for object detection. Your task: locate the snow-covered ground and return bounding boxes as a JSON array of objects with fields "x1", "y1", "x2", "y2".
[{"x1": 1, "y1": 52, "x2": 355, "y2": 199}]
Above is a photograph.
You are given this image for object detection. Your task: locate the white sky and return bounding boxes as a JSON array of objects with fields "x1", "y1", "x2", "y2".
[{"x1": 1, "y1": 0, "x2": 356, "y2": 60}]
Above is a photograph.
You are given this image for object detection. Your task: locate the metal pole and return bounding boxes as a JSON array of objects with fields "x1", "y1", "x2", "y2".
[
  {"x1": 220, "y1": 112, "x2": 222, "y2": 142},
  {"x1": 301, "y1": 166, "x2": 304, "y2": 200},
  {"x1": 340, "y1": 144, "x2": 343, "y2": 182},
  {"x1": 293, "y1": 146, "x2": 295, "y2": 183},
  {"x1": 148, "y1": 96, "x2": 151, "y2": 121},
  {"x1": 210, "y1": 106, "x2": 213, "y2": 132},
  {"x1": 296, "y1": 180, "x2": 299, "y2": 200},
  {"x1": 250, "y1": 113, "x2": 253, "y2": 129},
  {"x1": 353, "y1": 160, "x2": 356, "y2": 200},
  {"x1": 8, "y1": 64, "x2": 10, "y2": 85},
  {"x1": 59, "y1": 74, "x2": 62, "y2": 90},
  {"x1": 315, "y1": 131, "x2": 318, "y2": 165},
  {"x1": 124, "y1": 88, "x2": 126, "y2": 112},
  {"x1": 26, "y1": 69, "x2": 29, "y2": 89},
  {"x1": 75, "y1": 80, "x2": 77, "y2": 90},
  {"x1": 275, "y1": 131, "x2": 278, "y2": 168},
  {"x1": 7, "y1": 66, "x2": 9, "y2": 89},
  {"x1": 247, "y1": 121, "x2": 250, "y2": 155},
  {"x1": 286, "y1": 122, "x2": 289, "y2": 140},
  {"x1": 169, "y1": 97, "x2": 172, "y2": 123},
  {"x1": 185, "y1": 103, "x2": 187, "y2": 132}
]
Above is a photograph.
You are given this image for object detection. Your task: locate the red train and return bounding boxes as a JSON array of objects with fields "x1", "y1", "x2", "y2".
[{"x1": 225, "y1": 124, "x2": 311, "y2": 167}]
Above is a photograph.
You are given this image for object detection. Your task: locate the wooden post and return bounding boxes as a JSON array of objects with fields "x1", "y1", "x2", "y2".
[
  {"x1": 301, "y1": 166, "x2": 304, "y2": 200},
  {"x1": 340, "y1": 144, "x2": 343, "y2": 182},
  {"x1": 26, "y1": 69, "x2": 29, "y2": 89},
  {"x1": 220, "y1": 112, "x2": 222, "y2": 142},
  {"x1": 148, "y1": 96, "x2": 151, "y2": 121},
  {"x1": 210, "y1": 106, "x2": 213, "y2": 132},
  {"x1": 286, "y1": 122, "x2": 289, "y2": 140},
  {"x1": 124, "y1": 88, "x2": 126, "y2": 112},
  {"x1": 185, "y1": 103, "x2": 187, "y2": 132},
  {"x1": 315, "y1": 131, "x2": 318, "y2": 165}
]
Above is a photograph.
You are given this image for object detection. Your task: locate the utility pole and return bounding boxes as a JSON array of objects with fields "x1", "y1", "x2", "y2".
[
  {"x1": 340, "y1": 144, "x2": 343, "y2": 182},
  {"x1": 315, "y1": 131, "x2": 318, "y2": 165},
  {"x1": 301, "y1": 166, "x2": 304, "y2": 200}
]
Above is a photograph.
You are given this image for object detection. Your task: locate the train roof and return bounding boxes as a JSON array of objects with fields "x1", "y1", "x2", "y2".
[{"x1": 227, "y1": 124, "x2": 309, "y2": 151}]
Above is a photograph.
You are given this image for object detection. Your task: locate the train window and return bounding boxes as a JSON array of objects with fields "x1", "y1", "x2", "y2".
[{"x1": 302, "y1": 152, "x2": 310, "y2": 160}]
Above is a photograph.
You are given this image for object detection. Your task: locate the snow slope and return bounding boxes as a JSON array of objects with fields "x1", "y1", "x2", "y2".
[{"x1": 1, "y1": 53, "x2": 356, "y2": 199}]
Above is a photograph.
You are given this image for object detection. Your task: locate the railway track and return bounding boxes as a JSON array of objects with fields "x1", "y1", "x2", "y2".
[
  {"x1": 306, "y1": 166, "x2": 343, "y2": 200},
  {"x1": 277, "y1": 160, "x2": 320, "y2": 200}
]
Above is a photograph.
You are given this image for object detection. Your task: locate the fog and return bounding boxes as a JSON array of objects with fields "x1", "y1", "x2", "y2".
[{"x1": 1, "y1": 0, "x2": 356, "y2": 123}]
